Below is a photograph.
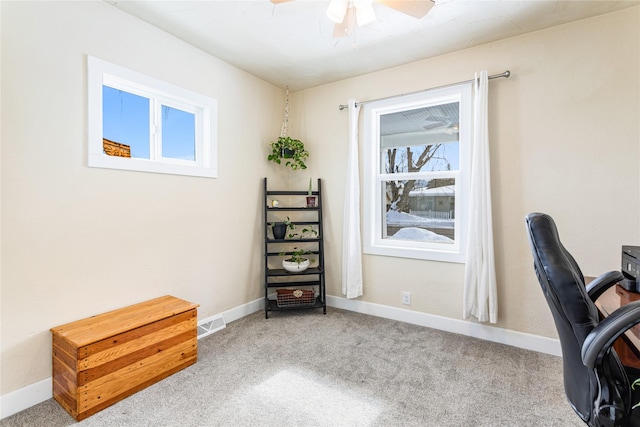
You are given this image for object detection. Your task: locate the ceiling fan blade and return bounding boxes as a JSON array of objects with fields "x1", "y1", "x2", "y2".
[
  {"x1": 375, "y1": 0, "x2": 434, "y2": 19},
  {"x1": 333, "y1": 7, "x2": 356, "y2": 38},
  {"x1": 423, "y1": 115, "x2": 451, "y2": 122}
]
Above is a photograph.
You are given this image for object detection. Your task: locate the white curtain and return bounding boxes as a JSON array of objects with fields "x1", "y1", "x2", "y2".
[
  {"x1": 463, "y1": 70, "x2": 498, "y2": 324},
  {"x1": 342, "y1": 99, "x2": 363, "y2": 299}
]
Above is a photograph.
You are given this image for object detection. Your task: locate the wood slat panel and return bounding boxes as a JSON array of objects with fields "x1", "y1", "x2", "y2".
[
  {"x1": 52, "y1": 355, "x2": 77, "y2": 391},
  {"x1": 52, "y1": 358, "x2": 78, "y2": 417},
  {"x1": 50, "y1": 296, "x2": 198, "y2": 421},
  {"x1": 75, "y1": 355, "x2": 196, "y2": 420},
  {"x1": 52, "y1": 343, "x2": 77, "y2": 373},
  {"x1": 52, "y1": 386, "x2": 78, "y2": 419},
  {"x1": 78, "y1": 339, "x2": 197, "y2": 414},
  {"x1": 79, "y1": 311, "x2": 196, "y2": 366},
  {"x1": 50, "y1": 296, "x2": 198, "y2": 347},
  {"x1": 52, "y1": 335, "x2": 79, "y2": 360},
  {"x1": 78, "y1": 330, "x2": 196, "y2": 386}
]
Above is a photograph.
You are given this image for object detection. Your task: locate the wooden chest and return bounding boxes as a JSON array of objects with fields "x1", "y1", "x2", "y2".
[{"x1": 50, "y1": 295, "x2": 199, "y2": 421}]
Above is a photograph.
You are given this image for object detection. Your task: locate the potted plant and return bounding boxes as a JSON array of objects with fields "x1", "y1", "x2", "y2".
[
  {"x1": 270, "y1": 217, "x2": 296, "y2": 240},
  {"x1": 271, "y1": 217, "x2": 318, "y2": 240},
  {"x1": 270, "y1": 217, "x2": 293, "y2": 240},
  {"x1": 281, "y1": 247, "x2": 314, "y2": 272},
  {"x1": 306, "y1": 178, "x2": 316, "y2": 207},
  {"x1": 270, "y1": 221, "x2": 287, "y2": 240},
  {"x1": 267, "y1": 136, "x2": 309, "y2": 170},
  {"x1": 285, "y1": 217, "x2": 318, "y2": 240}
]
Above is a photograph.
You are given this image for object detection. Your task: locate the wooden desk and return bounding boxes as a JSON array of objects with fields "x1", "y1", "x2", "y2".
[{"x1": 594, "y1": 284, "x2": 640, "y2": 368}]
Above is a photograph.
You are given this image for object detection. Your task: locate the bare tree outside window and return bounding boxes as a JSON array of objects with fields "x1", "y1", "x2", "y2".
[
  {"x1": 384, "y1": 144, "x2": 442, "y2": 213},
  {"x1": 363, "y1": 82, "x2": 471, "y2": 262},
  {"x1": 378, "y1": 102, "x2": 460, "y2": 243}
]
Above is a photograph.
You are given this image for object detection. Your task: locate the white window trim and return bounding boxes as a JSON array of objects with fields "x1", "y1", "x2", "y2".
[
  {"x1": 363, "y1": 83, "x2": 472, "y2": 263},
  {"x1": 87, "y1": 56, "x2": 218, "y2": 178}
]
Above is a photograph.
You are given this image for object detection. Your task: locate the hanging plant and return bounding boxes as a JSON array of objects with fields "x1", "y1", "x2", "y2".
[
  {"x1": 267, "y1": 86, "x2": 309, "y2": 170},
  {"x1": 267, "y1": 136, "x2": 309, "y2": 170}
]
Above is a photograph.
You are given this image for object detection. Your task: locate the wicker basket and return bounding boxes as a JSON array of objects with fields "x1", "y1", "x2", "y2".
[{"x1": 276, "y1": 288, "x2": 316, "y2": 307}]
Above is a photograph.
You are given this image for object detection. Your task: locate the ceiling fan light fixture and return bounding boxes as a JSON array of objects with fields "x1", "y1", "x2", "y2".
[
  {"x1": 326, "y1": 0, "x2": 349, "y2": 24},
  {"x1": 445, "y1": 124, "x2": 459, "y2": 135},
  {"x1": 332, "y1": 7, "x2": 356, "y2": 37},
  {"x1": 353, "y1": 0, "x2": 376, "y2": 26}
]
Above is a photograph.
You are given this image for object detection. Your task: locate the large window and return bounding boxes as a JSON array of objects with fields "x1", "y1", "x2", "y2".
[
  {"x1": 88, "y1": 56, "x2": 217, "y2": 178},
  {"x1": 363, "y1": 83, "x2": 472, "y2": 262}
]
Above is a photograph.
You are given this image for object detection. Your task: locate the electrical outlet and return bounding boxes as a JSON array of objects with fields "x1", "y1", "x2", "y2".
[{"x1": 402, "y1": 291, "x2": 411, "y2": 305}]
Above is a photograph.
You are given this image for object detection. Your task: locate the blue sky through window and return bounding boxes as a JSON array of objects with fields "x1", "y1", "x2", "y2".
[
  {"x1": 162, "y1": 106, "x2": 195, "y2": 161},
  {"x1": 103, "y1": 86, "x2": 150, "y2": 159},
  {"x1": 103, "y1": 86, "x2": 195, "y2": 161}
]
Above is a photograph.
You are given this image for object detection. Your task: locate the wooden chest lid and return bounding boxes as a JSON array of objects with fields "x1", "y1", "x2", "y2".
[{"x1": 50, "y1": 295, "x2": 199, "y2": 346}]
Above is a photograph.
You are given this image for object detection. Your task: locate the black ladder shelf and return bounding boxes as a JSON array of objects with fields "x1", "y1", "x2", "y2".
[{"x1": 263, "y1": 177, "x2": 326, "y2": 318}]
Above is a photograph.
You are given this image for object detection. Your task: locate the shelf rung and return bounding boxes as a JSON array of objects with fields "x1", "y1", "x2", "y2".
[
  {"x1": 266, "y1": 280, "x2": 321, "y2": 287},
  {"x1": 266, "y1": 267, "x2": 323, "y2": 276},
  {"x1": 266, "y1": 238, "x2": 321, "y2": 243},
  {"x1": 266, "y1": 191, "x2": 317, "y2": 196},
  {"x1": 266, "y1": 207, "x2": 320, "y2": 211}
]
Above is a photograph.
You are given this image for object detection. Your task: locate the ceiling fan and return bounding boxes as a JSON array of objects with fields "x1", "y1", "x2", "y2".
[{"x1": 270, "y1": 0, "x2": 435, "y2": 38}]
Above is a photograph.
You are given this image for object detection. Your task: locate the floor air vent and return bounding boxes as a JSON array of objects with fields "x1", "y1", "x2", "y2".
[{"x1": 197, "y1": 314, "x2": 226, "y2": 340}]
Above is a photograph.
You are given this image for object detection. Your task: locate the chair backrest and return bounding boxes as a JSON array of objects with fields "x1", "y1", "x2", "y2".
[{"x1": 525, "y1": 213, "x2": 629, "y2": 425}]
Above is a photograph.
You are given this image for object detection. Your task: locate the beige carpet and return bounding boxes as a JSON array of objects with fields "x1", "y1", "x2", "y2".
[{"x1": 0, "y1": 308, "x2": 583, "y2": 426}]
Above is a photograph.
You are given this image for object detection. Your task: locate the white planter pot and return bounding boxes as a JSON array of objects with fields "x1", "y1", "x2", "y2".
[{"x1": 282, "y1": 258, "x2": 310, "y2": 272}]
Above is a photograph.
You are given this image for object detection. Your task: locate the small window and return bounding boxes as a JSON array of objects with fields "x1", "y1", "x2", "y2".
[
  {"x1": 88, "y1": 56, "x2": 217, "y2": 178},
  {"x1": 363, "y1": 83, "x2": 472, "y2": 263}
]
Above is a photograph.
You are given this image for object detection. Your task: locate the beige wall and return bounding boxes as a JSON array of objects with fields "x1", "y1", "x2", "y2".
[
  {"x1": 0, "y1": 1, "x2": 286, "y2": 394},
  {"x1": 1, "y1": 0, "x2": 639, "y2": 402},
  {"x1": 291, "y1": 7, "x2": 640, "y2": 337}
]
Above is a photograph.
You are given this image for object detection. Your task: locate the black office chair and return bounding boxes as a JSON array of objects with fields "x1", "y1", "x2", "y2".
[{"x1": 525, "y1": 212, "x2": 640, "y2": 427}]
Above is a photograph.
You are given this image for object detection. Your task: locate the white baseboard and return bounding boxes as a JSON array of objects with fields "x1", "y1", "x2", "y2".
[
  {"x1": 0, "y1": 377, "x2": 52, "y2": 419},
  {"x1": 221, "y1": 297, "x2": 264, "y2": 323},
  {"x1": 1, "y1": 295, "x2": 559, "y2": 419},
  {"x1": 0, "y1": 299, "x2": 266, "y2": 420},
  {"x1": 326, "y1": 295, "x2": 561, "y2": 356}
]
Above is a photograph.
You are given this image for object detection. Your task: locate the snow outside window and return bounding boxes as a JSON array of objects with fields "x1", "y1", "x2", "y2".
[
  {"x1": 363, "y1": 82, "x2": 472, "y2": 263},
  {"x1": 87, "y1": 56, "x2": 218, "y2": 178}
]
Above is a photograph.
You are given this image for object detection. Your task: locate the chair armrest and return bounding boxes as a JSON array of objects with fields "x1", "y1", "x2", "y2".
[
  {"x1": 582, "y1": 301, "x2": 640, "y2": 369},
  {"x1": 587, "y1": 270, "x2": 625, "y2": 302}
]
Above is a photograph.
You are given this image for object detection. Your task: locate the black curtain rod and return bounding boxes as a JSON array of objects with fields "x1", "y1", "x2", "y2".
[{"x1": 337, "y1": 70, "x2": 511, "y2": 110}]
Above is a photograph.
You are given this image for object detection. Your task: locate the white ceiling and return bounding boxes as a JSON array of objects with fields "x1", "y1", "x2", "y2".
[{"x1": 106, "y1": 0, "x2": 638, "y2": 91}]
